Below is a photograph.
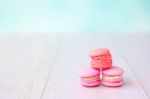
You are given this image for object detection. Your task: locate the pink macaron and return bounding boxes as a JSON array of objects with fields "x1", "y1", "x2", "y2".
[
  {"x1": 79, "y1": 67, "x2": 100, "y2": 87},
  {"x1": 89, "y1": 48, "x2": 110, "y2": 58},
  {"x1": 102, "y1": 66, "x2": 124, "y2": 87},
  {"x1": 89, "y1": 48, "x2": 112, "y2": 69}
]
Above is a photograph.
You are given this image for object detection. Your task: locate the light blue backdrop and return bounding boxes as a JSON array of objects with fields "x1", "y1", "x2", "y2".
[{"x1": 0, "y1": 0, "x2": 150, "y2": 33}]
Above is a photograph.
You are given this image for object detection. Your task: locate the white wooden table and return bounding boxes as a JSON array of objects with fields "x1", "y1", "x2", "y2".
[{"x1": 0, "y1": 34, "x2": 150, "y2": 99}]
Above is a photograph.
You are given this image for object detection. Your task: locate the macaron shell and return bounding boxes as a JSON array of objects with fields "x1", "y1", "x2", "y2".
[
  {"x1": 91, "y1": 61, "x2": 112, "y2": 69},
  {"x1": 101, "y1": 62, "x2": 112, "y2": 69},
  {"x1": 90, "y1": 60, "x2": 103, "y2": 64},
  {"x1": 79, "y1": 68, "x2": 100, "y2": 78},
  {"x1": 102, "y1": 66, "x2": 124, "y2": 76},
  {"x1": 90, "y1": 62, "x2": 102, "y2": 68},
  {"x1": 89, "y1": 48, "x2": 110, "y2": 57},
  {"x1": 81, "y1": 80, "x2": 100, "y2": 87},
  {"x1": 90, "y1": 56, "x2": 102, "y2": 60},
  {"x1": 102, "y1": 80, "x2": 124, "y2": 87}
]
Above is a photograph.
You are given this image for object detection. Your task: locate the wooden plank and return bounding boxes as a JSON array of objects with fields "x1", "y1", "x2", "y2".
[
  {"x1": 0, "y1": 34, "x2": 62, "y2": 99},
  {"x1": 26, "y1": 35, "x2": 63, "y2": 99},
  {"x1": 42, "y1": 34, "x2": 149, "y2": 99},
  {"x1": 112, "y1": 34, "x2": 150, "y2": 98}
]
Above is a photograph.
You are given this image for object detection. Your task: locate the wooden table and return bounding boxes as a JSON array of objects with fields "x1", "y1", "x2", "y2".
[{"x1": 0, "y1": 34, "x2": 150, "y2": 99}]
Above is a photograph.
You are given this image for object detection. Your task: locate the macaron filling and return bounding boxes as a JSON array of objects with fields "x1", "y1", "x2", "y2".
[
  {"x1": 102, "y1": 76, "x2": 123, "y2": 83},
  {"x1": 81, "y1": 76, "x2": 100, "y2": 81},
  {"x1": 102, "y1": 75, "x2": 123, "y2": 80}
]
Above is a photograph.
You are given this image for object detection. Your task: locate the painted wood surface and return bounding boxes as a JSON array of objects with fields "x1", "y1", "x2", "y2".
[
  {"x1": 112, "y1": 34, "x2": 150, "y2": 98},
  {"x1": 0, "y1": 34, "x2": 149, "y2": 99}
]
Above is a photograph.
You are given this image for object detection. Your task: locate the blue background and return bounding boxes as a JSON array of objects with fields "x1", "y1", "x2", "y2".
[{"x1": 0, "y1": 0, "x2": 150, "y2": 33}]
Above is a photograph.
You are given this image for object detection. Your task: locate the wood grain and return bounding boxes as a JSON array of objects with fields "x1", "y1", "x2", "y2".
[
  {"x1": 42, "y1": 34, "x2": 149, "y2": 99},
  {"x1": 0, "y1": 34, "x2": 149, "y2": 99},
  {"x1": 0, "y1": 34, "x2": 62, "y2": 99},
  {"x1": 112, "y1": 34, "x2": 150, "y2": 98}
]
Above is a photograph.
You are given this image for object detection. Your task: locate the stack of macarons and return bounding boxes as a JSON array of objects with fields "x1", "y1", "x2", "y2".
[{"x1": 79, "y1": 48, "x2": 124, "y2": 87}]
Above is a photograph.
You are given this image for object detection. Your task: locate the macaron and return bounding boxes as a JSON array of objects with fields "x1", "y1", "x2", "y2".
[
  {"x1": 89, "y1": 48, "x2": 112, "y2": 69},
  {"x1": 89, "y1": 48, "x2": 110, "y2": 58},
  {"x1": 101, "y1": 66, "x2": 124, "y2": 87},
  {"x1": 79, "y1": 68, "x2": 100, "y2": 87}
]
